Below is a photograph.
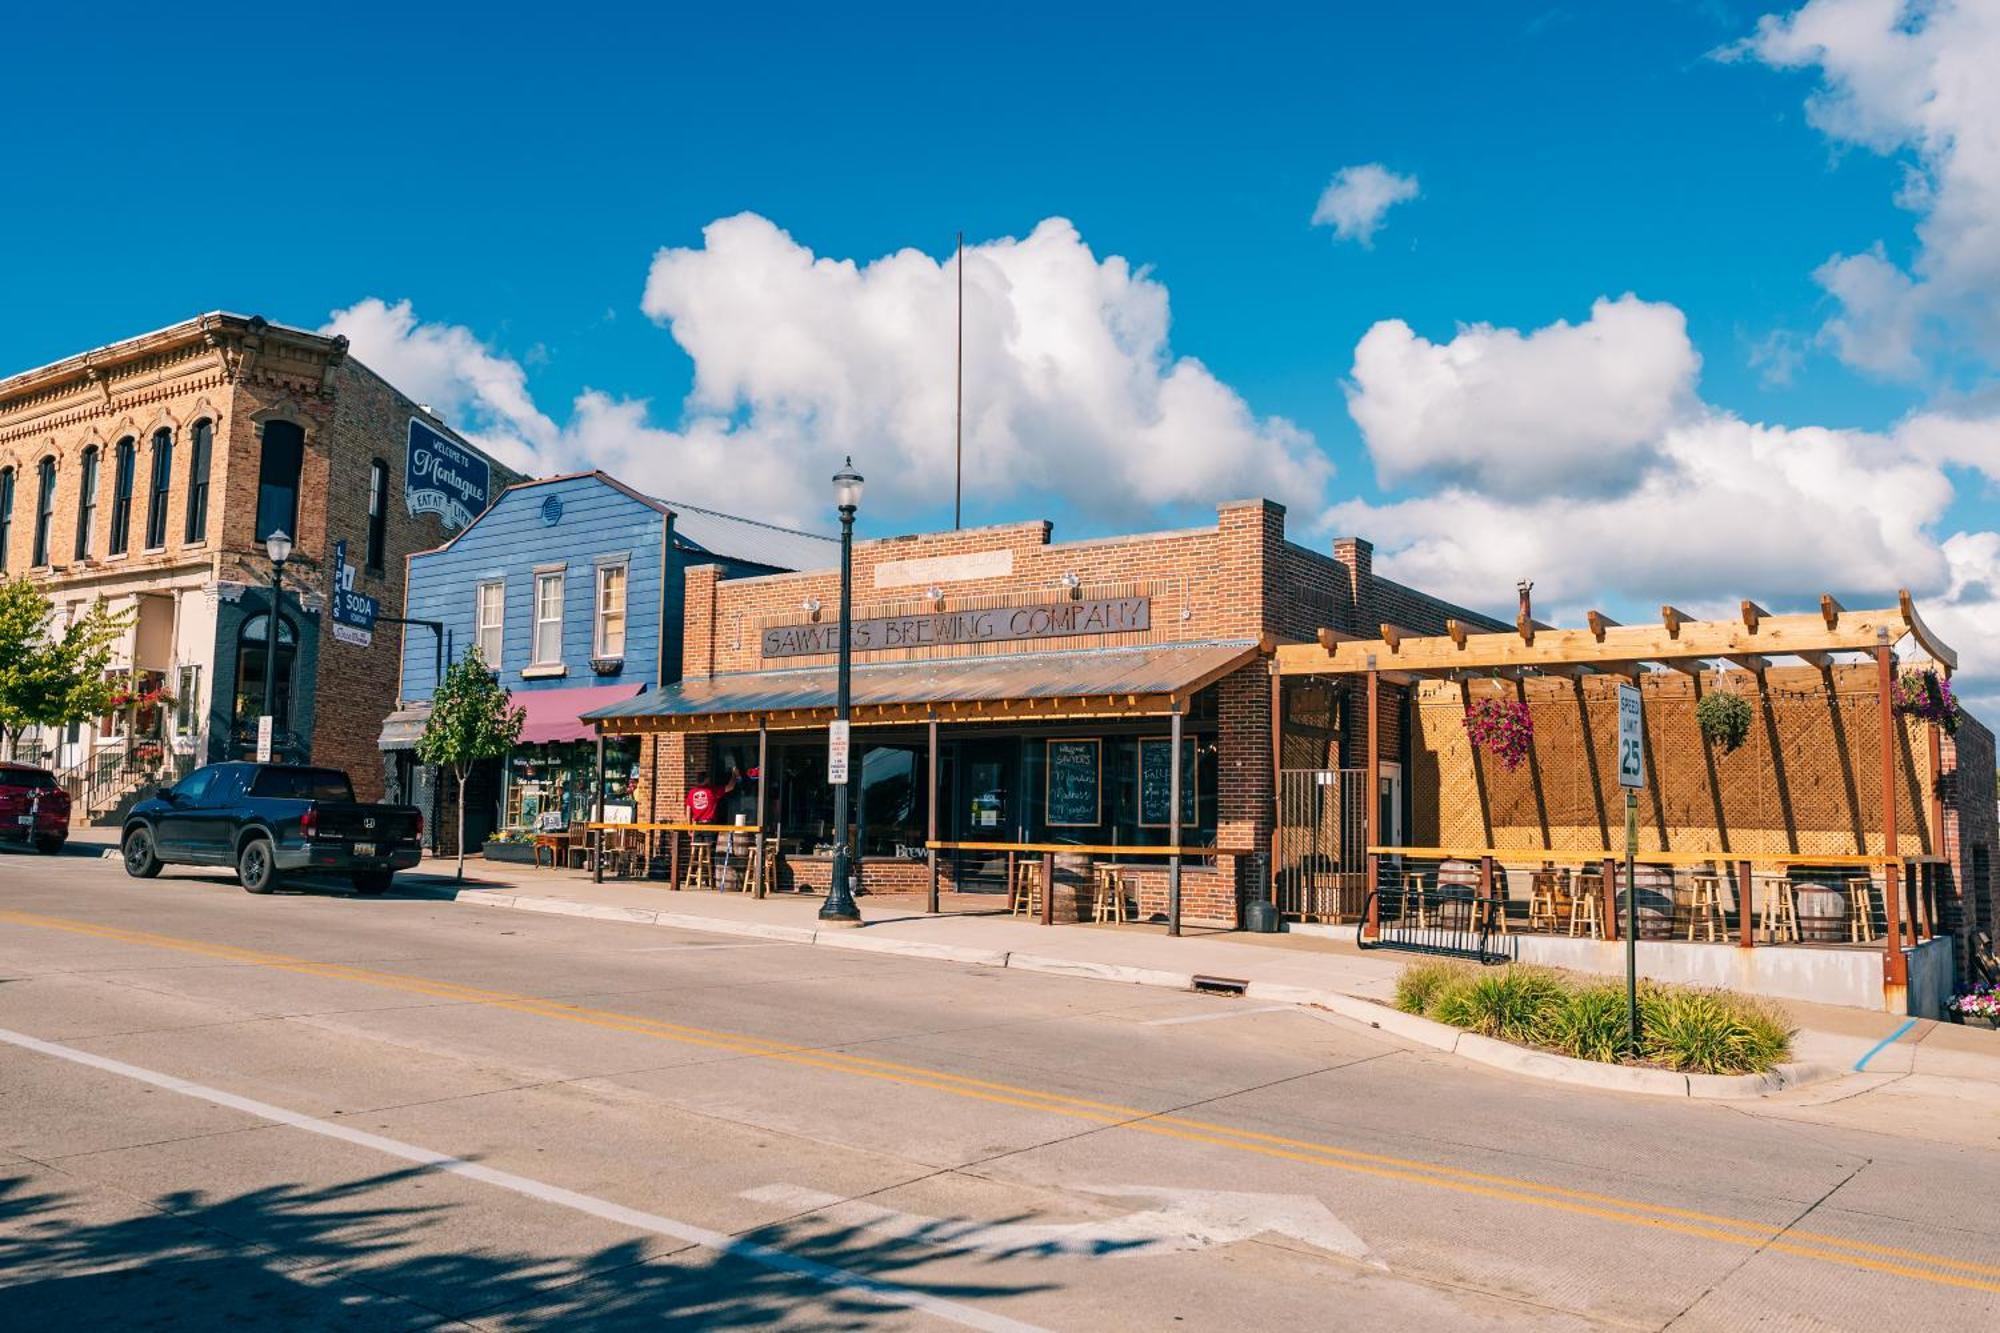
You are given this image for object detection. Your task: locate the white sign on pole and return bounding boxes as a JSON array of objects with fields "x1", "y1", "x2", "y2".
[
  {"x1": 1616, "y1": 684, "x2": 1645, "y2": 789},
  {"x1": 827, "y1": 719, "x2": 851, "y2": 784},
  {"x1": 256, "y1": 714, "x2": 274, "y2": 763}
]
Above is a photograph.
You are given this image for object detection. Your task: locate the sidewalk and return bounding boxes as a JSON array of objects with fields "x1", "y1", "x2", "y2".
[{"x1": 407, "y1": 858, "x2": 2000, "y2": 1091}]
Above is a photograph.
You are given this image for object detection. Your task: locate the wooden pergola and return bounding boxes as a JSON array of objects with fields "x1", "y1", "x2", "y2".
[{"x1": 1274, "y1": 592, "x2": 1957, "y2": 1003}]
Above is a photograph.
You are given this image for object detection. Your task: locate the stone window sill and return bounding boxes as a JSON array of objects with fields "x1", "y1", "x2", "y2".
[{"x1": 522, "y1": 663, "x2": 568, "y2": 679}]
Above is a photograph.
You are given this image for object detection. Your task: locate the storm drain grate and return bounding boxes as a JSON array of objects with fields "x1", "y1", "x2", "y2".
[{"x1": 1189, "y1": 974, "x2": 1249, "y2": 997}]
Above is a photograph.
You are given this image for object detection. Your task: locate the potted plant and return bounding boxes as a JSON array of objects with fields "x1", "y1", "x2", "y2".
[
  {"x1": 1892, "y1": 668, "x2": 1960, "y2": 734},
  {"x1": 1464, "y1": 697, "x2": 1534, "y2": 772},
  {"x1": 1696, "y1": 690, "x2": 1753, "y2": 753},
  {"x1": 1948, "y1": 983, "x2": 1998, "y2": 1029}
]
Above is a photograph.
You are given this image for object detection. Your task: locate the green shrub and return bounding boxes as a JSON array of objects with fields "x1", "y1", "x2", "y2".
[
  {"x1": 1394, "y1": 959, "x2": 1475, "y2": 1015},
  {"x1": 1543, "y1": 983, "x2": 1634, "y2": 1063},
  {"x1": 1431, "y1": 966, "x2": 1568, "y2": 1043},
  {"x1": 1639, "y1": 987, "x2": 1794, "y2": 1074}
]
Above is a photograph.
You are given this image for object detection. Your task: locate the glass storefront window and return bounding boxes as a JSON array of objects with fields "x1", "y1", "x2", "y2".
[{"x1": 503, "y1": 739, "x2": 638, "y2": 831}]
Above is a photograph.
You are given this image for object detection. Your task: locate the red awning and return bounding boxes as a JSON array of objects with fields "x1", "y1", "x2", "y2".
[{"x1": 517, "y1": 683, "x2": 646, "y2": 745}]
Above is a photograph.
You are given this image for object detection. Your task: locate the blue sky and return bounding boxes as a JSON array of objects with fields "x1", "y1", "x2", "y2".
[{"x1": 5, "y1": 2, "x2": 1997, "y2": 681}]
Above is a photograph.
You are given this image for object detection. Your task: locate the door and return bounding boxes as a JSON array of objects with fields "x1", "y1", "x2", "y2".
[
  {"x1": 184, "y1": 764, "x2": 249, "y2": 863},
  {"x1": 1377, "y1": 761, "x2": 1404, "y2": 851},
  {"x1": 152, "y1": 767, "x2": 214, "y2": 857},
  {"x1": 952, "y1": 737, "x2": 1018, "y2": 891}
]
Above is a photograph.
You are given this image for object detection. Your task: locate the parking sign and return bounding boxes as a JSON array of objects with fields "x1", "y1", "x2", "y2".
[
  {"x1": 1616, "y1": 684, "x2": 1645, "y2": 789},
  {"x1": 827, "y1": 720, "x2": 851, "y2": 784}
]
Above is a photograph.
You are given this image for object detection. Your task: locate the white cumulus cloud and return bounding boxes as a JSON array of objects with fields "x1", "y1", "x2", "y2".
[
  {"x1": 1742, "y1": 0, "x2": 2000, "y2": 376},
  {"x1": 327, "y1": 215, "x2": 1331, "y2": 530},
  {"x1": 1311, "y1": 164, "x2": 1420, "y2": 247}
]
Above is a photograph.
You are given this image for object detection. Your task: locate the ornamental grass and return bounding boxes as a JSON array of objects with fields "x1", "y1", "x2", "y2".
[{"x1": 1395, "y1": 961, "x2": 1794, "y2": 1075}]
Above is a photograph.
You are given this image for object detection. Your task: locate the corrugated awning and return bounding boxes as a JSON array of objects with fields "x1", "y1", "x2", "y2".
[
  {"x1": 377, "y1": 702, "x2": 431, "y2": 751},
  {"x1": 519, "y1": 682, "x2": 649, "y2": 745},
  {"x1": 585, "y1": 640, "x2": 1262, "y2": 734}
]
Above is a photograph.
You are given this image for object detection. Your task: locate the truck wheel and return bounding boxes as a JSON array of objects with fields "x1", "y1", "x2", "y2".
[
  {"x1": 352, "y1": 869, "x2": 394, "y2": 896},
  {"x1": 37, "y1": 836, "x2": 66, "y2": 856},
  {"x1": 238, "y1": 837, "x2": 281, "y2": 894},
  {"x1": 122, "y1": 828, "x2": 161, "y2": 878}
]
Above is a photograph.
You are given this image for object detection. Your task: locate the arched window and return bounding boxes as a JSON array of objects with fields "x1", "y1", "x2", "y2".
[
  {"x1": 108, "y1": 438, "x2": 135, "y2": 556},
  {"x1": 31, "y1": 457, "x2": 55, "y2": 567},
  {"x1": 74, "y1": 445, "x2": 101, "y2": 560},
  {"x1": 255, "y1": 420, "x2": 304, "y2": 542},
  {"x1": 233, "y1": 612, "x2": 298, "y2": 729},
  {"x1": 146, "y1": 428, "x2": 173, "y2": 549},
  {"x1": 0, "y1": 467, "x2": 14, "y2": 571},
  {"x1": 185, "y1": 419, "x2": 213, "y2": 543},
  {"x1": 365, "y1": 458, "x2": 388, "y2": 571}
]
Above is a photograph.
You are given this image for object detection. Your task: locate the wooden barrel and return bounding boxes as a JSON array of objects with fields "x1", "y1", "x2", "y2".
[
  {"x1": 1795, "y1": 883, "x2": 1847, "y2": 943},
  {"x1": 1620, "y1": 866, "x2": 1676, "y2": 940}
]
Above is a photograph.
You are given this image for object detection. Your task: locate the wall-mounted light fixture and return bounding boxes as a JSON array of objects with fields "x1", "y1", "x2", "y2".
[
  {"x1": 1061, "y1": 571, "x2": 1083, "y2": 601},
  {"x1": 803, "y1": 595, "x2": 823, "y2": 623}
]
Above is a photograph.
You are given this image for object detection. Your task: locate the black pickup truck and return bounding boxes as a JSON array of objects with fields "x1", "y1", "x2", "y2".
[{"x1": 122, "y1": 762, "x2": 423, "y2": 894}]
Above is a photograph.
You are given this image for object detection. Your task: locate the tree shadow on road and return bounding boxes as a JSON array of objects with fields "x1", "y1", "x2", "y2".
[{"x1": 0, "y1": 1165, "x2": 1054, "y2": 1329}]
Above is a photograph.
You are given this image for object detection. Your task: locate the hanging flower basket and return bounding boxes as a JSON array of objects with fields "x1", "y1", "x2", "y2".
[
  {"x1": 1464, "y1": 697, "x2": 1534, "y2": 772},
  {"x1": 1892, "y1": 668, "x2": 1959, "y2": 735},
  {"x1": 1695, "y1": 690, "x2": 1752, "y2": 753}
]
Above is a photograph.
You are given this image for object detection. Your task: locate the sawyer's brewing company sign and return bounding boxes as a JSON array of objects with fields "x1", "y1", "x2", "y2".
[
  {"x1": 763, "y1": 596, "x2": 1150, "y2": 659},
  {"x1": 405, "y1": 418, "x2": 491, "y2": 529}
]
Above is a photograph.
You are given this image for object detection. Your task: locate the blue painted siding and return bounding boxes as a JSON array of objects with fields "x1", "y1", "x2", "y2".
[{"x1": 400, "y1": 476, "x2": 666, "y2": 701}]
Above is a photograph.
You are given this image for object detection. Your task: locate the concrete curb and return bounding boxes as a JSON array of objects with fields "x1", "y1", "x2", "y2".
[{"x1": 447, "y1": 888, "x2": 1851, "y2": 1099}]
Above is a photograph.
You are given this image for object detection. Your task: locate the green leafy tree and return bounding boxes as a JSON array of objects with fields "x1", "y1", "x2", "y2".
[
  {"x1": 0, "y1": 579, "x2": 132, "y2": 758},
  {"x1": 416, "y1": 648, "x2": 524, "y2": 880}
]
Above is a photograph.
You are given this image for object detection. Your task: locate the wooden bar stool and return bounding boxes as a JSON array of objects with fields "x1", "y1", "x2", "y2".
[
  {"x1": 680, "y1": 840, "x2": 715, "y2": 891},
  {"x1": 1760, "y1": 878, "x2": 1800, "y2": 942},
  {"x1": 757, "y1": 841, "x2": 782, "y2": 893},
  {"x1": 1091, "y1": 865, "x2": 1131, "y2": 923},
  {"x1": 1008, "y1": 859, "x2": 1042, "y2": 918},
  {"x1": 1686, "y1": 873, "x2": 1727, "y2": 942},
  {"x1": 1844, "y1": 877, "x2": 1879, "y2": 943},
  {"x1": 1526, "y1": 870, "x2": 1566, "y2": 933},
  {"x1": 1570, "y1": 875, "x2": 1604, "y2": 938}
]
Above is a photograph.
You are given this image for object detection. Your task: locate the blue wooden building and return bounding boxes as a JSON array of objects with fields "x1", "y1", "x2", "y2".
[{"x1": 379, "y1": 471, "x2": 836, "y2": 850}]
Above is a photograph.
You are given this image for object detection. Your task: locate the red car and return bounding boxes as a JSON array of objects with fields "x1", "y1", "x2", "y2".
[{"x1": 0, "y1": 762, "x2": 69, "y2": 855}]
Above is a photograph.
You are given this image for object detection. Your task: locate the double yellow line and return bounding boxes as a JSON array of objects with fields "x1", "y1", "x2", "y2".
[{"x1": 5, "y1": 908, "x2": 1996, "y2": 1296}]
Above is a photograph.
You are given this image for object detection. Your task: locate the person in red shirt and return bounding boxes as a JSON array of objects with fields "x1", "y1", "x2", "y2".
[{"x1": 684, "y1": 772, "x2": 727, "y2": 825}]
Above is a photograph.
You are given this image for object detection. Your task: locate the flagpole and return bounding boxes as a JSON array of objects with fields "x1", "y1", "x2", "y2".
[{"x1": 954, "y1": 229, "x2": 964, "y2": 531}]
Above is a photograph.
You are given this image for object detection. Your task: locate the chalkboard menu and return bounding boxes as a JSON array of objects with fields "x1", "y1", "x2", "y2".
[
  {"x1": 1139, "y1": 737, "x2": 1197, "y2": 828},
  {"x1": 1045, "y1": 739, "x2": 1101, "y2": 827}
]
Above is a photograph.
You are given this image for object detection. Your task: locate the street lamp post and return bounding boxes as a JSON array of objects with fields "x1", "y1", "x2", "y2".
[
  {"x1": 819, "y1": 459, "x2": 864, "y2": 925},
  {"x1": 261, "y1": 530, "x2": 292, "y2": 762}
]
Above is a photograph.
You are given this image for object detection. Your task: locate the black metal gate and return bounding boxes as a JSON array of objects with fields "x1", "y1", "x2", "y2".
[{"x1": 1275, "y1": 768, "x2": 1367, "y2": 921}]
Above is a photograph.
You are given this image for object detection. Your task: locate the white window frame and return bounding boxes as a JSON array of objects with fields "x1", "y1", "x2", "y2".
[
  {"x1": 594, "y1": 563, "x2": 627, "y2": 659},
  {"x1": 532, "y1": 568, "x2": 565, "y2": 667},
  {"x1": 475, "y1": 580, "x2": 505, "y2": 667}
]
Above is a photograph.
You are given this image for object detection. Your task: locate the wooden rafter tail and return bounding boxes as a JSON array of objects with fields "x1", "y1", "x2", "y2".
[
  {"x1": 1822, "y1": 593, "x2": 1844, "y2": 630},
  {"x1": 1898, "y1": 587, "x2": 1959, "y2": 672},
  {"x1": 1661, "y1": 605, "x2": 1686, "y2": 639},
  {"x1": 1741, "y1": 599, "x2": 1768, "y2": 633},
  {"x1": 1315, "y1": 626, "x2": 1342, "y2": 653},
  {"x1": 1587, "y1": 609, "x2": 1619, "y2": 642},
  {"x1": 1515, "y1": 612, "x2": 1535, "y2": 646},
  {"x1": 1447, "y1": 618, "x2": 1467, "y2": 650},
  {"x1": 1380, "y1": 623, "x2": 1402, "y2": 652}
]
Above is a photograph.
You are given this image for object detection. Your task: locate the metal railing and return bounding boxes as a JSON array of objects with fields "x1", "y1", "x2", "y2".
[
  {"x1": 55, "y1": 743, "x2": 199, "y2": 820},
  {"x1": 1276, "y1": 767, "x2": 1367, "y2": 921},
  {"x1": 1358, "y1": 887, "x2": 1514, "y2": 965}
]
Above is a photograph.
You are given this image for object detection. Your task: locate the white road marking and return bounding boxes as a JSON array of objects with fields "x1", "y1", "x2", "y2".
[
  {"x1": 1140, "y1": 1004, "x2": 1296, "y2": 1026},
  {"x1": 742, "y1": 1181, "x2": 1379, "y2": 1265},
  {"x1": 0, "y1": 1024, "x2": 1045, "y2": 1333}
]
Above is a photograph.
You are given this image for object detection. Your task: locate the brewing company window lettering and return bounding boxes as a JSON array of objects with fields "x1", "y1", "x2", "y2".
[
  {"x1": 32, "y1": 457, "x2": 55, "y2": 567},
  {"x1": 108, "y1": 439, "x2": 135, "y2": 555},
  {"x1": 365, "y1": 458, "x2": 388, "y2": 571},
  {"x1": 75, "y1": 445, "x2": 100, "y2": 559},
  {"x1": 146, "y1": 429, "x2": 173, "y2": 549},
  {"x1": 255, "y1": 419, "x2": 305, "y2": 541},
  {"x1": 533, "y1": 571, "x2": 564, "y2": 665},
  {"x1": 184, "y1": 419, "x2": 212, "y2": 543},
  {"x1": 476, "y1": 581, "x2": 505, "y2": 666},
  {"x1": 595, "y1": 564, "x2": 626, "y2": 659},
  {"x1": 0, "y1": 467, "x2": 14, "y2": 570}
]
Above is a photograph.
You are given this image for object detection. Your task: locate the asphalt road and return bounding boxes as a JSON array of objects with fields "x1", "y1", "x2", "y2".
[{"x1": 1, "y1": 848, "x2": 1996, "y2": 1330}]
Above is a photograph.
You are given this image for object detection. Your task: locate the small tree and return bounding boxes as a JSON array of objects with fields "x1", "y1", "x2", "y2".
[
  {"x1": 415, "y1": 648, "x2": 524, "y2": 880},
  {"x1": 0, "y1": 580, "x2": 132, "y2": 758}
]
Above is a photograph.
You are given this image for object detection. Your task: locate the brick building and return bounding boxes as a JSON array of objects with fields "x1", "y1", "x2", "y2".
[
  {"x1": 588, "y1": 498, "x2": 1505, "y2": 925},
  {"x1": 0, "y1": 314, "x2": 520, "y2": 811}
]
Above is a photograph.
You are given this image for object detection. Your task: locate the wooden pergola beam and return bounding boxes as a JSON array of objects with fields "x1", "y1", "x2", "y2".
[
  {"x1": 1725, "y1": 653, "x2": 1771, "y2": 676},
  {"x1": 1587, "y1": 610, "x2": 1619, "y2": 642}
]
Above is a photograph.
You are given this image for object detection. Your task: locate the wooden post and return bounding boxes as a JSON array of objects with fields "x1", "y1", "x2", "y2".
[
  {"x1": 1876, "y1": 641, "x2": 1909, "y2": 1002},
  {"x1": 753, "y1": 721, "x2": 768, "y2": 897},
  {"x1": 1601, "y1": 856, "x2": 1618, "y2": 942},
  {"x1": 1269, "y1": 663, "x2": 1282, "y2": 908},
  {"x1": 668, "y1": 829, "x2": 680, "y2": 891},
  {"x1": 1927, "y1": 722, "x2": 1944, "y2": 859},
  {"x1": 1168, "y1": 705, "x2": 1184, "y2": 938},
  {"x1": 592, "y1": 732, "x2": 606, "y2": 884},
  {"x1": 1041, "y1": 849, "x2": 1056, "y2": 927},
  {"x1": 927, "y1": 715, "x2": 940, "y2": 915},
  {"x1": 1363, "y1": 665, "x2": 1379, "y2": 938},
  {"x1": 1737, "y1": 860, "x2": 1754, "y2": 948},
  {"x1": 1479, "y1": 854, "x2": 1495, "y2": 933}
]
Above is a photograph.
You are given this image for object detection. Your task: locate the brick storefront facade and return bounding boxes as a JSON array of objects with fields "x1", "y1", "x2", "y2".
[
  {"x1": 622, "y1": 498, "x2": 1505, "y2": 926},
  {"x1": 0, "y1": 314, "x2": 520, "y2": 810}
]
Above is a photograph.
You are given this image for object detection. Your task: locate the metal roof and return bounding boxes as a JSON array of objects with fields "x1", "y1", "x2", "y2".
[
  {"x1": 377, "y1": 702, "x2": 431, "y2": 751},
  {"x1": 658, "y1": 498, "x2": 839, "y2": 573},
  {"x1": 585, "y1": 640, "x2": 1261, "y2": 729}
]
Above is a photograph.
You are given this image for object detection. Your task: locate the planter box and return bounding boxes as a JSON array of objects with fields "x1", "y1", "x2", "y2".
[
  {"x1": 1954, "y1": 1014, "x2": 1997, "y2": 1030},
  {"x1": 482, "y1": 840, "x2": 538, "y2": 864}
]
